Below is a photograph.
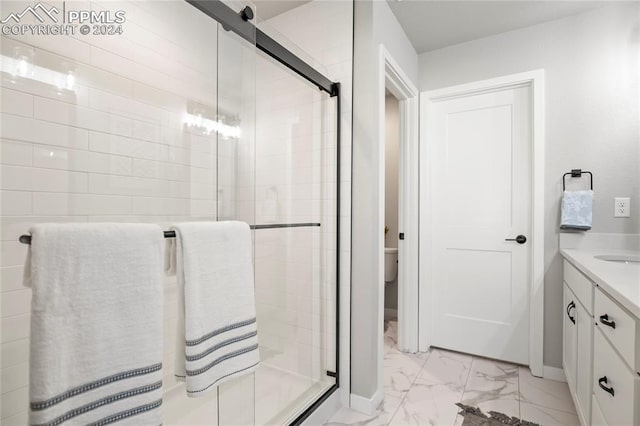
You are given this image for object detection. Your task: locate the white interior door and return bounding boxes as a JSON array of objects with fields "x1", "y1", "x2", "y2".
[{"x1": 429, "y1": 85, "x2": 532, "y2": 364}]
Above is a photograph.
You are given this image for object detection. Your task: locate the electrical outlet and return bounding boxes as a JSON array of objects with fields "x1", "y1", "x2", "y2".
[{"x1": 614, "y1": 197, "x2": 630, "y2": 218}]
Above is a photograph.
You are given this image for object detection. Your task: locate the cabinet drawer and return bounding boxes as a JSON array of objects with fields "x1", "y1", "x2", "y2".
[
  {"x1": 591, "y1": 395, "x2": 608, "y2": 426},
  {"x1": 593, "y1": 329, "x2": 638, "y2": 426},
  {"x1": 564, "y1": 260, "x2": 594, "y2": 314},
  {"x1": 595, "y1": 287, "x2": 638, "y2": 370}
]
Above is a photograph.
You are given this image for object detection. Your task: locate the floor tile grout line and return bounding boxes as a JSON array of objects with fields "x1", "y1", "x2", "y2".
[
  {"x1": 460, "y1": 355, "x2": 475, "y2": 401},
  {"x1": 451, "y1": 355, "x2": 475, "y2": 426},
  {"x1": 517, "y1": 367, "x2": 521, "y2": 419},
  {"x1": 518, "y1": 367, "x2": 578, "y2": 417},
  {"x1": 384, "y1": 326, "x2": 432, "y2": 425},
  {"x1": 521, "y1": 399, "x2": 579, "y2": 416},
  {"x1": 388, "y1": 348, "x2": 433, "y2": 425}
]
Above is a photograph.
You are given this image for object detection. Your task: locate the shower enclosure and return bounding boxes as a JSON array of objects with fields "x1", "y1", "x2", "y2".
[{"x1": 0, "y1": 0, "x2": 339, "y2": 424}]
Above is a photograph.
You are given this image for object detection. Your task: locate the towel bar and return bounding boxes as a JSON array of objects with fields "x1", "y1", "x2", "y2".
[
  {"x1": 562, "y1": 169, "x2": 593, "y2": 191},
  {"x1": 18, "y1": 222, "x2": 321, "y2": 245}
]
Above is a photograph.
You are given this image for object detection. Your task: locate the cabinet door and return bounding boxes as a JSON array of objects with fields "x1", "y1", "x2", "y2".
[
  {"x1": 563, "y1": 283, "x2": 578, "y2": 390},
  {"x1": 593, "y1": 329, "x2": 636, "y2": 426},
  {"x1": 575, "y1": 300, "x2": 592, "y2": 424}
]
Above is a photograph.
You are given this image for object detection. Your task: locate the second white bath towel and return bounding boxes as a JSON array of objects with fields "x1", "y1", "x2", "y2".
[{"x1": 172, "y1": 221, "x2": 259, "y2": 396}]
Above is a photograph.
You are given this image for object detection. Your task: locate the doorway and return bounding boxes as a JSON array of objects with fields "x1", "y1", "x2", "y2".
[
  {"x1": 377, "y1": 46, "x2": 420, "y2": 373},
  {"x1": 419, "y1": 71, "x2": 545, "y2": 376},
  {"x1": 384, "y1": 92, "x2": 400, "y2": 328}
]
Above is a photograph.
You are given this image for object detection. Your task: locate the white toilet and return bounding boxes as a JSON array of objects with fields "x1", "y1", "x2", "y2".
[{"x1": 384, "y1": 247, "x2": 398, "y2": 283}]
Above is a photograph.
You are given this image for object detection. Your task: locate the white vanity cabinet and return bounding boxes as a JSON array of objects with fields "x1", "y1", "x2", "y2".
[
  {"x1": 562, "y1": 256, "x2": 640, "y2": 426},
  {"x1": 563, "y1": 260, "x2": 594, "y2": 425}
]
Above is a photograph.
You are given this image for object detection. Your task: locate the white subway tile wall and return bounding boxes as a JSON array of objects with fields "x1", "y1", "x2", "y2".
[{"x1": 0, "y1": 1, "x2": 221, "y2": 423}]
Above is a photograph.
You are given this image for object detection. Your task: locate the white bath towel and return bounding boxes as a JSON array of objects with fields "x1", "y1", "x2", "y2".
[
  {"x1": 171, "y1": 221, "x2": 260, "y2": 396},
  {"x1": 561, "y1": 190, "x2": 593, "y2": 230},
  {"x1": 24, "y1": 223, "x2": 165, "y2": 426}
]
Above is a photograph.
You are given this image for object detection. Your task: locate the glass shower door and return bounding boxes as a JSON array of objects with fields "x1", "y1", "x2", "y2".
[{"x1": 251, "y1": 48, "x2": 337, "y2": 425}]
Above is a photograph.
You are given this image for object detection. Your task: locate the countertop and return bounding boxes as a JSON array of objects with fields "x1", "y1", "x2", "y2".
[{"x1": 560, "y1": 248, "x2": 640, "y2": 318}]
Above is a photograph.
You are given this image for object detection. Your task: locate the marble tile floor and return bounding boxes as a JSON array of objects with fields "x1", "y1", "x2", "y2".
[{"x1": 325, "y1": 321, "x2": 579, "y2": 426}]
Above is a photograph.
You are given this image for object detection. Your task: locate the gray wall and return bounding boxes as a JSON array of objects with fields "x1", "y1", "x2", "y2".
[
  {"x1": 352, "y1": 0, "x2": 418, "y2": 400},
  {"x1": 418, "y1": 3, "x2": 640, "y2": 368}
]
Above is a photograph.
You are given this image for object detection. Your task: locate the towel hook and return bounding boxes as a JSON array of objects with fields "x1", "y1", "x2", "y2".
[{"x1": 562, "y1": 169, "x2": 593, "y2": 191}]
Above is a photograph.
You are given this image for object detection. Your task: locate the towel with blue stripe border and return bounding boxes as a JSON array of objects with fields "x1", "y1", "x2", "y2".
[
  {"x1": 170, "y1": 221, "x2": 260, "y2": 396},
  {"x1": 24, "y1": 223, "x2": 165, "y2": 426}
]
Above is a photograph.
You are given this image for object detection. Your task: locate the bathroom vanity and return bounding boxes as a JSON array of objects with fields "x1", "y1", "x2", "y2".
[{"x1": 560, "y1": 240, "x2": 640, "y2": 426}]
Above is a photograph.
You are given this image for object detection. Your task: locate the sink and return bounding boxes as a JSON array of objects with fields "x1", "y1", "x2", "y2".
[{"x1": 594, "y1": 254, "x2": 640, "y2": 264}]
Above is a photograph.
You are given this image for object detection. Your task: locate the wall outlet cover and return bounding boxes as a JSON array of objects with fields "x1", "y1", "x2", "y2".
[{"x1": 614, "y1": 197, "x2": 630, "y2": 218}]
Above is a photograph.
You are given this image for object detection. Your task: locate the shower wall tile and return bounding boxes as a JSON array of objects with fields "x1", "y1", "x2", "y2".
[
  {"x1": 1, "y1": 242, "x2": 27, "y2": 267},
  {"x1": 0, "y1": 314, "x2": 30, "y2": 343},
  {"x1": 0, "y1": 290, "x2": 31, "y2": 319},
  {"x1": 88, "y1": 173, "x2": 169, "y2": 197},
  {"x1": 1, "y1": 75, "x2": 89, "y2": 108},
  {"x1": 0, "y1": 360, "x2": 28, "y2": 394},
  {"x1": 0, "y1": 141, "x2": 33, "y2": 167},
  {"x1": 32, "y1": 146, "x2": 133, "y2": 175},
  {"x1": 1, "y1": 340, "x2": 29, "y2": 370},
  {"x1": 32, "y1": 193, "x2": 133, "y2": 216},
  {"x1": 33, "y1": 97, "x2": 116, "y2": 135},
  {"x1": 0, "y1": 191, "x2": 32, "y2": 216},
  {"x1": 0, "y1": 88, "x2": 34, "y2": 117},
  {"x1": 0, "y1": 113, "x2": 90, "y2": 150},
  {"x1": 0, "y1": 266, "x2": 27, "y2": 293},
  {"x1": 0, "y1": 387, "x2": 28, "y2": 420},
  {"x1": 0, "y1": 165, "x2": 88, "y2": 193}
]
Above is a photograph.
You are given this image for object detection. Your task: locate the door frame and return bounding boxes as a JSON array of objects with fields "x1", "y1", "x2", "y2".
[
  {"x1": 419, "y1": 70, "x2": 545, "y2": 377},
  {"x1": 377, "y1": 44, "x2": 420, "y2": 364}
]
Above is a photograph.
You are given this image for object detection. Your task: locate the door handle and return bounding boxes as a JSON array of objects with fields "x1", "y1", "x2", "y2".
[
  {"x1": 566, "y1": 301, "x2": 576, "y2": 324},
  {"x1": 598, "y1": 376, "x2": 615, "y2": 397},
  {"x1": 599, "y1": 314, "x2": 616, "y2": 329},
  {"x1": 505, "y1": 235, "x2": 527, "y2": 244}
]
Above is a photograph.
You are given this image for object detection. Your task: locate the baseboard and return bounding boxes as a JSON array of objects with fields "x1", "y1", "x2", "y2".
[
  {"x1": 543, "y1": 365, "x2": 567, "y2": 382},
  {"x1": 350, "y1": 388, "x2": 383, "y2": 415},
  {"x1": 384, "y1": 308, "x2": 398, "y2": 320},
  {"x1": 300, "y1": 388, "x2": 342, "y2": 426}
]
